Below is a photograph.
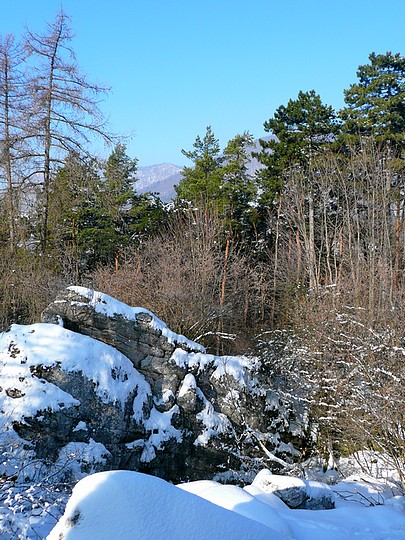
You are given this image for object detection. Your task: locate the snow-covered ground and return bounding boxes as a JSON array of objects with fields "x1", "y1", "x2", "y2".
[{"x1": 48, "y1": 469, "x2": 405, "y2": 540}]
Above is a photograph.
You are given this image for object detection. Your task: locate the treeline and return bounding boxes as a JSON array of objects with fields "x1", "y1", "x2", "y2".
[{"x1": 0, "y1": 12, "x2": 404, "y2": 352}]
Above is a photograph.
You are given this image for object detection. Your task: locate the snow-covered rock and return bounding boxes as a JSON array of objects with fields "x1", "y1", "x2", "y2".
[
  {"x1": 0, "y1": 322, "x2": 150, "y2": 473},
  {"x1": 252, "y1": 469, "x2": 335, "y2": 509},
  {"x1": 34, "y1": 286, "x2": 310, "y2": 480}
]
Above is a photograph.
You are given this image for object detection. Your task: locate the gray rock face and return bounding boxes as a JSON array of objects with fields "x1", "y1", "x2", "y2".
[
  {"x1": 0, "y1": 287, "x2": 311, "y2": 484},
  {"x1": 41, "y1": 287, "x2": 202, "y2": 363}
]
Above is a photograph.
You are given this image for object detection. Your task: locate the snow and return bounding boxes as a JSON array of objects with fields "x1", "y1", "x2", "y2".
[
  {"x1": 47, "y1": 471, "x2": 280, "y2": 540},
  {"x1": 0, "y1": 323, "x2": 150, "y2": 423},
  {"x1": 139, "y1": 405, "x2": 183, "y2": 462},
  {"x1": 53, "y1": 440, "x2": 111, "y2": 483},
  {"x1": 178, "y1": 372, "x2": 197, "y2": 397},
  {"x1": 72, "y1": 421, "x2": 88, "y2": 432},
  {"x1": 178, "y1": 479, "x2": 293, "y2": 536},
  {"x1": 331, "y1": 474, "x2": 400, "y2": 507},
  {"x1": 171, "y1": 347, "x2": 256, "y2": 386},
  {"x1": 48, "y1": 470, "x2": 405, "y2": 540},
  {"x1": 68, "y1": 286, "x2": 205, "y2": 352},
  {"x1": 194, "y1": 386, "x2": 232, "y2": 446},
  {"x1": 173, "y1": 373, "x2": 233, "y2": 448},
  {"x1": 125, "y1": 406, "x2": 183, "y2": 463},
  {"x1": 253, "y1": 469, "x2": 309, "y2": 491}
]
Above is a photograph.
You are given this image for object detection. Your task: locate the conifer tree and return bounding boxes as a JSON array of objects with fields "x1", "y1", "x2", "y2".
[
  {"x1": 175, "y1": 126, "x2": 223, "y2": 202},
  {"x1": 340, "y1": 52, "x2": 405, "y2": 293},
  {"x1": 257, "y1": 90, "x2": 339, "y2": 203},
  {"x1": 101, "y1": 144, "x2": 167, "y2": 261},
  {"x1": 257, "y1": 90, "x2": 339, "y2": 289},
  {"x1": 221, "y1": 131, "x2": 256, "y2": 231},
  {"x1": 340, "y1": 52, "x2": 405, "y2": 148},
  {"x1": 47, "y1": 151, "x2": 102, "y2": 277},
  {"x1": 102, "y1": 143, "x2": 138, "y2": 224}
]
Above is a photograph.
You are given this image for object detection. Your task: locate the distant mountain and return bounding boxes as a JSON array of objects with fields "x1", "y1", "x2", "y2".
[
  {"x1": 136, "y1": 164, "x2": 183, "y2": 202},
  {"x1": 135, "y1": 137, "x2": 273, "y2": 202}
]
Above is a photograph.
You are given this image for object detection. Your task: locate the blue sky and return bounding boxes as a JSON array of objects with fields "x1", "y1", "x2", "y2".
[{"x1": 3, "y1": 1, "x2": 405, "y2": 166}]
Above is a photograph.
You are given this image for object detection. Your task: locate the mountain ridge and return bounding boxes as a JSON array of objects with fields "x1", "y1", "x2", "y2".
[{"x1": 135, "y1": 136, "x2": 273, "y2": 202}]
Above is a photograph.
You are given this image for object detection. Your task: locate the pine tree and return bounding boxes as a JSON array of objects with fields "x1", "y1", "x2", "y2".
[
  {"x1": 340, "y1": 52, "x2": 405, "y2": 148},
  {"x1": 257, "y1": 90, "x2": 339, "y2": 289},
  {"x1": 340, "y1": 52, "x2": 405, "y2": 293},
  {"x1": 175, "y1": 126, "x2": 223, "y2": 202},
  {"x1": 221, "y1": 131, "x2": 256, "y2": 231}
]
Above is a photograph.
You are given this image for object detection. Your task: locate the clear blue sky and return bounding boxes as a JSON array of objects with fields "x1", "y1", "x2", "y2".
[{"x1": 3, "y1": 1, "x2": 405, "y2": 166}]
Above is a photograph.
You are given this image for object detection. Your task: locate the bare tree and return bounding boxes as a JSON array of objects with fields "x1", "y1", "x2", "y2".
[
  {"x1": 0, "y1": 34, "x2": 26, "y2": 250},
  {"x1": 24, "y1": 10, "x2": 112, "y2": 251},
  {"x1": 261, "y1": 139, "x2": 405, "y2": 485},
  {"x1": 94, "y1": 206, "x2": 271, "y2": 354}
]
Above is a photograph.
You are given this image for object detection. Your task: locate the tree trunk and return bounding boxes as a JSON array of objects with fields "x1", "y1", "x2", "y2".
[
  {"x1": 4, "y1": 68, "x2": 15, "y2": 250},
  {"x1": 393, "y1": 198, "x2": 403, "y2": 291},
  {"x1": 217, "y1": 224, "x2": 232, "y2": 355},
  {"x1": 308, "y1": 192, "x2": 317, "y2": 290},
  {"x1": 40, "y1": 32, "x2": 59, "y2": 252},
  {"x1": 271, "y1": 196, "x2": 282, "y2": 321}
]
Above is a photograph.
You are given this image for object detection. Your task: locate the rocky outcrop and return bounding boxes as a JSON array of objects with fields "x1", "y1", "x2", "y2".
[{"x1": 0, "y1": 287, "x2": 311, "y2": 484}]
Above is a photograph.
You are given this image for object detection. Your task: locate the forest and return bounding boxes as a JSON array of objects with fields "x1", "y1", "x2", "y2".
[{"x1": 0, "y1": 11, "x2": 404, "y2": 475}]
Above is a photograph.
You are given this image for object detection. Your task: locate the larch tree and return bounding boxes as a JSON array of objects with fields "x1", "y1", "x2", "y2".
[
  {"x1": 24, "y1": 10, "x2": 112, "y2": 251},
  {"x1": 0, "y1": 34, "x2": 25, "y2": 250}
]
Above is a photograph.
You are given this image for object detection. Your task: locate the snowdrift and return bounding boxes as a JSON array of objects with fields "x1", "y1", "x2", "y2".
[{"x1": 48, "y1": 470, "x2": 405, "y2": 540}]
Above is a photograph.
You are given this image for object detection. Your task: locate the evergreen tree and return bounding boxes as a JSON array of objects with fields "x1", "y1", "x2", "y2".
[
  {"x1": 256, "y1": 90, "x2": 339, "y2": 204},
  {"x1": 221, "y1": 131, "x2": 257, "y2": 234},
  {"x1": 47, "y1": 152, "x2": 102, "y2": 277},
  {"x1": 257, "y1": 90, "x2": 340, "y2": 289},
  {"x1": 340, "y1": 52, "x2": 405, "y2": 294},
  {"x1": 101, "y1": 143, "x2": 167, "y2": 247},
  {"x1": 102, "y1": 143, "x2": 138, "y2": 226},
  {"x1": 48, "y1": 146, "x2": 168, "y2": 276},
  {"x1": 175, "y1": 126, "x2": 223, "y2": 202},
  {"x1": 340, "y1": 52, "x2": 405, "y2": 148}
]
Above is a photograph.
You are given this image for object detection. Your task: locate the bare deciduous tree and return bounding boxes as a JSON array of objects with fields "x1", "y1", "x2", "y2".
[
  {"x1": 95, "y1": 206, "x2": 271, "y2": 354},
  {"x1": 0, "y1": 34, "x2": 26, "y2": 250},
  {"x1": 24, "y1": 10, "x2": 112, "y2": 250}
]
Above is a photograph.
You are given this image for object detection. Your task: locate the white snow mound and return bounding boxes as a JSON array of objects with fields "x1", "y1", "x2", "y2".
[{"x1": 47, "y1": 470, "x2": 283, "y2": 540}]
